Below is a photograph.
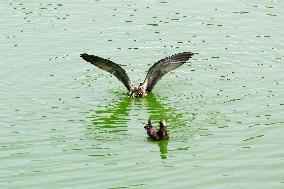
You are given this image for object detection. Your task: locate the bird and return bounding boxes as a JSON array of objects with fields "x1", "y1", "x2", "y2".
[
  {"x1": 80, "y1": 52, "x2": 194, "y2": 97},
  {"x1": 144, "y1": 119, "x2": 169, "y2": 140}
]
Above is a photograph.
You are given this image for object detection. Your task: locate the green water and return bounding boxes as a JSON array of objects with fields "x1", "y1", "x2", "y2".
[{"x1": 1, "y1": 0, "x2": 284, "y2": 188}]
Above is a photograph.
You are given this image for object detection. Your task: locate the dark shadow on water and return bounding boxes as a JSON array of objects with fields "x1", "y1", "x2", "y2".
[{"x1": 85, "y1": 92, "x2": 194, "y2": 159}]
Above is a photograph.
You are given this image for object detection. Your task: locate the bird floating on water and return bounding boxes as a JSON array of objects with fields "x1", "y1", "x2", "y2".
[
  {"x1": 144, "y1": 119, "x2": 169, "y2": 140},
  {"x1": 80, "y1": 52, "x2": 194, "y2": 97}
]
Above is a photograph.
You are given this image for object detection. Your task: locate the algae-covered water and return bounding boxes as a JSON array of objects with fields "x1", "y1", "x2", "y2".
[{"x1": 1, "y1": 0, "x2": 284, "y2": 188}]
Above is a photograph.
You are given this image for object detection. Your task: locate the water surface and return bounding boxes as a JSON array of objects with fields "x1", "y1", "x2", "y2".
[{"x1": 1, "y1": 0, "x2": 284, "y2": 188}]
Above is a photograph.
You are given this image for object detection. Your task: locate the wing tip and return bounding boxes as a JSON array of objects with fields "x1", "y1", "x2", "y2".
[
  {"x1": 80, "y1": 53, "x2": 89, "y2": 59},
  {"x1": 170, "y1": 51, "x2": 196, "y2": 63},
  {"x1": 80, "y1": 53, "x2": 97, "y2": 62},
  {"x1": 180, "y1": 51, "x2": 196, "y2": 58}
]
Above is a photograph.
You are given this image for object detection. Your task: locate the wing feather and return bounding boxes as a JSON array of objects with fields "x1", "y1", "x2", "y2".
[
  {"x1": 143, "y1": 52, "x2": 194, "y2": 92},
  {"x1": 80, "y1": 53, "x2": 132, "y2": 91}
]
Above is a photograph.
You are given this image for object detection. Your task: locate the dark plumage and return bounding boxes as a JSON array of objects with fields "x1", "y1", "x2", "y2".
[
  {"x1": 80, "y1": 52, "x2": 194, "y2": 97},
  {"x1": 144, "y1": 119, "x2": 169, "y2": 140}
]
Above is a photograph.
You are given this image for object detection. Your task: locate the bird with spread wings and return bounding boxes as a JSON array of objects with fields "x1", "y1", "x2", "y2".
[{"x1": 80, "y1": 52, "x2": 194, "y2": 97}]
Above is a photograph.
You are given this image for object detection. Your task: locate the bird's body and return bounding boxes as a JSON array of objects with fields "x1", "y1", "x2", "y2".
[
  {"x1": 144, "y1": 119, "x2": 169, "y2": 140},
  {"x1": 80, "y1": 52, "x2": 194, "y2": 97},
  {"x1": 129, "y1": 83, "x2": 147, "y2": 97}
]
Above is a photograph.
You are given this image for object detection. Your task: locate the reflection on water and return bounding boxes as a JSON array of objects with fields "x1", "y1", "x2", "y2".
[
  {"x1": 158, "y1": 140, "x2": 169, "y2": 159},
  {"x1": 90, "y1": 95, "x2": 132, "y2": 132},
  {"x1": 144, "y1": 93, "x2": 195, "y2": 124},
  {"x1": 147, "y1": 137, "x2": 169, "y2": 159},
  {"x1": 85, "y1": 93, "x2": 193, "y2": 159}
]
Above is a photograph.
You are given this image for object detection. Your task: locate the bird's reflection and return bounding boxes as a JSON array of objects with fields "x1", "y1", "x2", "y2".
[
  {"x1": 90, "y1": 95, "x2": 132, "y2": 132},
  {"x1": 158, "y1": 140, "x2": 169, "y2": 159},
  {"x1": 86, "y1": 92, "x2": 191, "y2": 159}
]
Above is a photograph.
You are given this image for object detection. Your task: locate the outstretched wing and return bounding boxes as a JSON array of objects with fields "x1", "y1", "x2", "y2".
[
  {"x1": 142, "y1": 52, "x2": 194, "y2": 92},
  {"x1": 80, "y1": 53, "x2": 132, "y2": 91}
]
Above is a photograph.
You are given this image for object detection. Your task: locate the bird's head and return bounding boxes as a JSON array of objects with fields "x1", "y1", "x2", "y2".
[
  {"x1": 159, "y1": 120, "x2": 167, "y2": 128},
  {"x1": 144, "y1": 119, "x2": 153, "y2": 135}
]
